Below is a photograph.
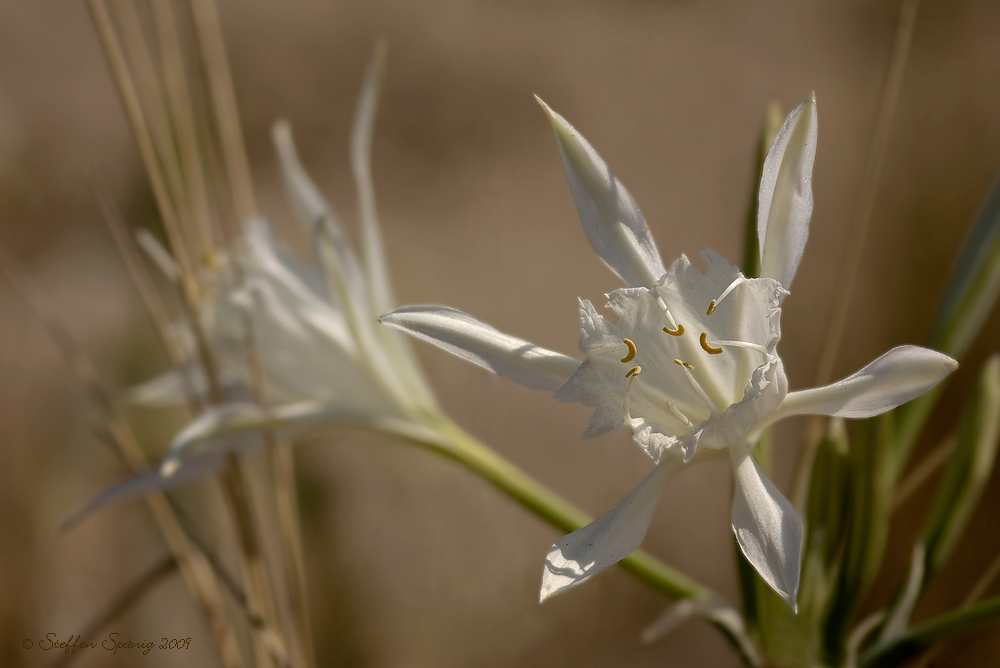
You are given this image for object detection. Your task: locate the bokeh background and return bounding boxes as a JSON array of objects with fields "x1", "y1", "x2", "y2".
[{"x1": 2, "y1": 1, "x2": 1000, "y2": 666}]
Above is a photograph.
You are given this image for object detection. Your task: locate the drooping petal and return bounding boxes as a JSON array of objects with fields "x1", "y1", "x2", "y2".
[
  {"x1": 540, "y1": 452, "x2": 680, "y2": 601},
  {"x1": 63, "y1": 451, "x2": 230, "y2": 530},
  {"x1": 730, "y1": 441, "x2": 802, "y2": 611},
  {"x1": 350, "y1": 43, "x2": 438, "y2": 408},
  {"x1": 159, "y1": 400, "x2": 376, "y2": 477},
  {"x1": 536, "y1": 96, "x2": 666, "y2": 289},
  {"x1": 160, "y1": 402, "x2": 264, "y2": 476},
  {"x1": 380, "y1": 305, "x2": 580, "y2": 392},
  {"x1": 774, "y1": 345, "x2": 958, "y2": 420},
  {"x1": 757, "y1": 93, "x2": 818, "y2": 290}
]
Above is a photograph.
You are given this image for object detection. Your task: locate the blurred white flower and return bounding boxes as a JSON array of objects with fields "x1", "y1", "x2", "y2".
[
  {"x1": 381, "y1": 94, "x2": 958, "y2": 610},
  {"x1": 69, "y1": 48, "x2": 437, "y2": 523}
]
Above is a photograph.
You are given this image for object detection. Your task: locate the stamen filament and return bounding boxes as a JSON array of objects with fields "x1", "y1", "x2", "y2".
[
  {"x1": 623, "y1": 368, "x2": 641, "y2": 422},
  {"x1": 699, "y1": 331, "x2": 723, "y2": 355},
  {"x1": 620, "y1": 338, "x2": 637, "y2": 363},
  {"x1": 666, "y1": 400, "x2": 693, "y2": 427},
  {"x1": 706, "y1": 276, "x2": 747, "y2": 315},
  {"x1": 656, "y1": 295, "x2": 679, "y2": 329},
  {"x1": 711, "y1": 339, "x2": 770, "y2": 356},
  {"x1": 674, "y1": 359, "x2": 720, "y2": 416}
]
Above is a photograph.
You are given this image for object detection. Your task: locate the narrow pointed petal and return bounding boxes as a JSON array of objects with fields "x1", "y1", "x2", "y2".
[
  {"x1": 757, "y1": 93, "x2": 818, "y2": 290},
  {"x1": 380, "y1": 305, "x2": 580, "y2": 392},
  {"x1": 160, "y1": 403, "x2": 263, "y2": 476},
  {"x1": 350, "y1": 43, "x2": 437, "y2": 407},
  {"x1": 272, "y1": 120, "x2": 369, "y2": 316},
  {"x1": 730, "y1": 442, "x2": 802, "y2": 611},
  {"x1": 351, "y1": 40, "x2": 394, "y2": 320},
  {"x1": 63, "y1": 452, "x2": 229, "y2": 530},
  {"x1": 159, "y1": 400, "x2": 373, "y2": 476},
  {"x1": 540, "y1": 453, "x2": 679, "y2": 601},
  {"x1": 125, "y1": 367, "x2": 203, "y2": 406},
  {"x1": 776, "y1": 345, "x2": 958, "y2": 420},
  {"x1": 536, "y1": 97, "x2": 666, "y2": 289}
]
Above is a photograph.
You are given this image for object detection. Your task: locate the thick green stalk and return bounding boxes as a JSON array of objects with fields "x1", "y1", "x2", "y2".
[
  {"x1": 420, "y1": 416, "x2": 714, "y2": 601},
  {"x1": 392, "y1": 415, "x2": 762, "y2": 664}
]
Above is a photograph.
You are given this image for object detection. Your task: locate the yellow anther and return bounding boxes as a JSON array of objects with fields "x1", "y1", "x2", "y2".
[
  {"x1": 700, "y1": 332, "x2": 723, "y2": 355},
  {"x1": 663, "y1": 324, "x2": 685, "y2": 336},
  {"x1": 625, "y1": 365, "x2": 642, "y2": 378},
  {"x1": 620, "y1": 338, "x2": 637, "y2": 363},
  {"x1": 673, "y1": 358, "x2": 695, "y2": 370},
  {"x1": 706, "y1": 299, "x2": 717, "y2": 315}
]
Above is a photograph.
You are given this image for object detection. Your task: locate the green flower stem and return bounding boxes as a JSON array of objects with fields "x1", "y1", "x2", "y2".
[
  {"x1": 383, "y1": 415, "x2": 764, "y2": 664},
  {"x1": 398, "y1": 415, "x2": 715, "y2": 602},
  {"x1": 859, "y1": 596, "x2": 1000, "y2": 668}
]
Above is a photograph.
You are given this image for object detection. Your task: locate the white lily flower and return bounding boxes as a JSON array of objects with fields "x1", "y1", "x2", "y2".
[
  {"x1": 71, "y1": 49, "x2": 436, "y2": 521},
  {"x1": 381, "y1": 93, "x2": 958, "y2": 610}
]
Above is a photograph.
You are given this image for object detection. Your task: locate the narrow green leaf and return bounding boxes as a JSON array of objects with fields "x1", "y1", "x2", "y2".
[
  {"x1": 896, "y1": 173, "x2": 1000, "y2": 466},
  {"x1": 742, "y1": 102, "x2": 784, "y2": 279},
  {"x1": 734, "y1": 103, "x2": 783, "y2": 638},
  {"x1": 929, "y1": 174, "x2": 1000, "y2": 358},
  {"x1": 822, "y1": 414, "x2": 896, "y2": 666},
  {"x1": 860, "y1": 596, "x2": 1000, "y2": 668},
  {"x1": 805, "y1": 417, "x2": 851, "y2": 571},
  {"x1": 877, "y1": 356, "x2": 1000, "y2": 645},
  {"x1": 922, "y1": 354, "x2": 1000, "y2": 574}
]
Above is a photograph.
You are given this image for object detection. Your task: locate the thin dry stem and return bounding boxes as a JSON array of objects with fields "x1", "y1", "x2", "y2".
[
  {"x1": 0, "y1": 250, "x2": 245, "y2": 668},
  {"x1": 150, "y1": 0, "x2": 218, "y2": 257},
  {"x1": 814, "y1": 0, "x2": 920, "y2": 386},
  {"x1": 112, "y1": 0, "x2": 201, "y2": 266},
  {"x1": 891, "y1": 434, "x2": 956, "y2": 512},
  {"x1": 48, "y1": 556, "x2": 177, "y2": 668},
  {"x1": 88, "y1": 0, "x2": 225, "y2": 403},
  {"x1": 793, "y1": 0, "x2": 921, "y2": 510},
  {"x1": 187, "y1": 0, "x2": 257, "y2": 221},
  {"x1": 93, "y1": 178, "x2": 183, "y2": 367}
]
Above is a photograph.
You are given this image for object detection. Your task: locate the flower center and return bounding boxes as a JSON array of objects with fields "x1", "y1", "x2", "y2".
[{"x1": 618, "y1": 277, "x2": 773, "y2": 426}]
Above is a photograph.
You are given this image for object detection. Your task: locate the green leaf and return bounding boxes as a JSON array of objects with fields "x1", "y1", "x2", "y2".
[
  {"x1": 742, "y1": 102, "x2": 784, "y2": 279},
  {"x1": 822, "y1": 414, "x2": 896, "y2": 666},
  {"x1": 922, "y1": 354, "x2": 1000, "y2": 575},
  {"x1": 895, "y1": 173, "x2": 1000, "y2": 466},
  {"x1": 860, "y1": 596, "x2": 1000, "y2": 668},
  {"x1": 929, "y1": 174, "x2": 1000, "y2": 359},
  {"x1": 877, "y1": 356, "x2": 1000, "y2": 644}
]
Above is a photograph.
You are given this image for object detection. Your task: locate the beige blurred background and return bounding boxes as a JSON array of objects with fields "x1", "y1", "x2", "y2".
[{"x1": 2, "y1": 1, "x2": 1000, "y2": 666}]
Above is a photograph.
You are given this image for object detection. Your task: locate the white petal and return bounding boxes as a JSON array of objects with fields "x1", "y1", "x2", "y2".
[
  {"x1": 135, "y1": 229, "x2": 180, "y2": 283},
  {"x1": 540, "y1": 452, "x2": 680, "y2": 601},
  {"x1": 271, "y1": 121, "x2": 370, "y2": 319},
  {"x1": 125, "y1": 368, "x2": 203, "y2": 407},
  {"x1": 159, "y1": 400, "x2": 374, "y2": 476},
  {"x1": 63, "y1": 452, "x2": 229, "y2": 530},
  {"x1": 351, "y1": 41, "x2": 394, "y2": 320},
  {"x1": 350, "y1": 44, "x2": 437, "y2": 407},
  {"x1": 730, "y1": 442, "x2": 802, "y2": 611},
  {"x1": 757, "y1": 93, "x2": 818, "y2": 290},
  {"x1": 380, "y1": 305, "x2": 580, "y2": 392},
  {"x1": 536, "y1": 97, "x2": 666, "y2": 289},
  {"x1": 160, "y1": 403, "x2": 264, "y2": 476},
  {"x1": 776, "y1": 345, "x2": 958, "y2": 420}
]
